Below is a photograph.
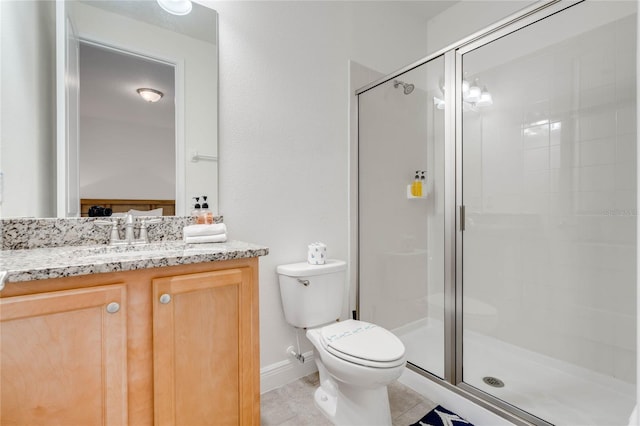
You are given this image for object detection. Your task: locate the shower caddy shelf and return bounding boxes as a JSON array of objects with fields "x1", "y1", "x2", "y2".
[{"x1": 406, "y1": 185, "x2": 427, "y2": 199}]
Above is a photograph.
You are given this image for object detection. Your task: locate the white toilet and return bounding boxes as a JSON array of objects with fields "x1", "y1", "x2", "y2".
[{"x1": 277, "y1": 259, "x2": 407, "y2": 426}]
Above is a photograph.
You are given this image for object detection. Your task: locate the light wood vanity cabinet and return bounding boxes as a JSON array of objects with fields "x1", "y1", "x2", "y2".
[
  {"x1": 1, "y1": 284, "x2": 128, "y2": 426},
  {"x1": 153, "y1": 268, "x2": 257, "y2": 425},
  {"x1": 0, "y1": 258, "x2": 260, "y2": 426}
]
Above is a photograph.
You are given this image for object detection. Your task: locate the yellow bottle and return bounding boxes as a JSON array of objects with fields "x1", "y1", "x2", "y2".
[{"x1": 411, "y1": 172, "x2": 421, "y2": 197}]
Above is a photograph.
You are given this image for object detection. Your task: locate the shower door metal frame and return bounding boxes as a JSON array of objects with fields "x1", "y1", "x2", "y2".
[
  {"x1": 355, "y1": 1, "x2": 589, "y2": 425},
  {"x1": 453, "y1": 2, "x2": 587, "y2": 425}
]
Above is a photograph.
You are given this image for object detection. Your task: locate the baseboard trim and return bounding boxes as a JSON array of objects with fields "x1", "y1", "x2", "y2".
[{"x1": 260, "y1": 350, "x2": 316, "y2": 394}]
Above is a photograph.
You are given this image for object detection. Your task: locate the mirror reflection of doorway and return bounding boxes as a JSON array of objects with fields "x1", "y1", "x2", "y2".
[{"x1": 78, "y1": 41, "x2": 176, "y2": 216}]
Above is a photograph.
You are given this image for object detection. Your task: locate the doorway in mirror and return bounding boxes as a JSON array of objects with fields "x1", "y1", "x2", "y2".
[{"x1": 78, "y1": 41, "x2": 176, "y2": 217}]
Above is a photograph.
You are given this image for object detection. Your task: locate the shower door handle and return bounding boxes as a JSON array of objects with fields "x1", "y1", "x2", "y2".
[{"x1": 460, "y1": 205, "x2": 465, "y2": 232}]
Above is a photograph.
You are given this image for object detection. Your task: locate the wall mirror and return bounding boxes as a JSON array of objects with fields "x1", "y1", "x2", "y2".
[{"x1": 0, "y1": 0, "x2": 218, "y2": 218}]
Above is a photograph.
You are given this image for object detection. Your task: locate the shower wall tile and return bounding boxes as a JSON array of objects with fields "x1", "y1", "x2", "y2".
[
  {"x1": 484, "y1": 151, "x2": 522, "y2": 192},
  {"x1": 550, "y1": 91, "x2": 573, "y2": 117},
  {"x1": 487, "y1": 124, "x2": 521, "y2": 153},
  {"x1": 579, "y1": 59, "x2": 616, "y2": 93},
  {"x1": 579, "y1": 138, "x2": 616, "y2": 166},
  {"x1": 579, "y1": 111, "x2": 617, "y2": 141},
  {"x1": 523, "y1": 147, "x2": 549, "y2": 171},
  {"x1": 523, "y1": 170, "x2": 549, "y2": 193},
  {"x1": 461, "y1": 13, "x2": 635, "y2": 384},
  {"x1": 614, "y1": 190, "x2": 637, "y2": 211},
  {"x1": 549, "y1": 170, "x2": 572, "y2": 194},
  {"x1": 359, "y1": 57, "x2": 445, "y2": 337},
  {"x1": 597, "y1": 273, "x2": 635, "y2": 316},
  {"x1": 488, "y1": 193, "x2": 521, "y2": 214},
  {"x1": 523, "y1": 99, "x2": 551, "y2": 123},
  {"x1": 520, "y1": 193, "x2": 548, "y2": 215},
  {"x1": 580, "y1": 216, "x2": 636, "y2": 245},
  {"x1": 549, "y1": 125, "x2": 562, "y2": 146},
  {"x1": 579, "y1": 84, "x2": 616, "y2": 110},
  {"x1": 615, "y1": 76, "x2": 637, "y2": 102},
  {"x1": 616, "y1": 105, "x2": 637, "y2": 135},
  {"x1": 613, "y1": 348, "x2": 637, "y2": 382},
  {"x1": 576, "y1": 191, "x2": 615, "y2": 214},
  {"x1": 616, "y1": 133, "x2": 637, "y2": 163},
  {"x1": 614, "y1": 162, "x2": 636, "y2": 191},
  {"x1": 549, "y1": 145, "x2": 561, "y2": 169},
  {"x1": 613, "y1": 315, "x2": 637, "y2": 352},
  {"x1": 523, "y1": 125, "x2": 549, "y2": 149},
  {"x1": 578, "y1": 165, "x2": 616, "y2": 192}
]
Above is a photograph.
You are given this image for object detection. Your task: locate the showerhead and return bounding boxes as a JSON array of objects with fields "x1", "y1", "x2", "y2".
[
  {"x1": 394, "y1": 80, "x2": 414, "y2": 95},
  {"x1": 404, "y1": 83, "x2": 415, "y2": 94}
]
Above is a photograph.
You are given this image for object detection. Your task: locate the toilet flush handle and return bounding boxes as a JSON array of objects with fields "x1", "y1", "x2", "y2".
[{"x1": 297, "y1": 278, "x2": 310, "y2": 287}]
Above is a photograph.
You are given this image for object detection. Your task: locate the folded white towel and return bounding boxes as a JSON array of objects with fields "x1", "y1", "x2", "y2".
[
  {"x1": 184, "y1": 234, "x2": 228, "y2": 244},
  {"x1": 183, "y1": 224, "x2": 227, "y2": 238}
]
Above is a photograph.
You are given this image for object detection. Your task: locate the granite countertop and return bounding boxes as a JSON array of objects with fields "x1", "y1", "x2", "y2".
[{"x1": 0, "y1": 240, "x2": 269, "y2": 283}]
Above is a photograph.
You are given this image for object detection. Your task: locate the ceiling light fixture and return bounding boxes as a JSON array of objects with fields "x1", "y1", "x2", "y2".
[
  {"x1": 137, "y1": 88, "x2": 164, "y2": 103},
  {"x1": 461, "y1": 79, "x2": 470, "y2": 95},
  {"x1": 475, "y1": 86, "x2": 493, "y2": 107},
  {"x1": 156, "y1": 0, "x2": 192, "y2": 16},
  {"x1": 433, "y1": 75, "x2": 494, "y2": 112},
  {"x1": 466, "y1": 79, "x2": 482, "y2": 103}
]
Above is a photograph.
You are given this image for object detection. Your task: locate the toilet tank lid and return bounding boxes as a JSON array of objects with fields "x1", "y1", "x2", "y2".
[{"x1": 276, "y1": 259, "x2": 346, "y2": 277}]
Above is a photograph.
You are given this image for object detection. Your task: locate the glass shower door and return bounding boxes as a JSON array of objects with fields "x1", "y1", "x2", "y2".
[
  {"x1": 358, "y1": 56, "x2": 446, "y2": 378},
  {"x1": 460, "y1": 2, "x2": 637, "y2": 424}
]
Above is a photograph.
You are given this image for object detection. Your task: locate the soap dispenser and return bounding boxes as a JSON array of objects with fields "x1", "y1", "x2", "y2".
[
  {"x1": 192, "y1": 197, "x2": 201, "y2": 222},
  {"x1": 420, "y1": 171, "x2": 426, "y2": 196},
  {"x1": 411, "y1": 171, "x2": 420, "y2": 197},
  {"x1": 201, "y1": 195, "x2": 213, "y2": 224}
]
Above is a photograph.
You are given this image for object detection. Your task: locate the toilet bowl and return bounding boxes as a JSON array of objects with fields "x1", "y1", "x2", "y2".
[
  {"x1": 307, "y1": 319, "x2": 406, "y2": 425},
  {"x1": 277, "y1": 260, "x2": 407, "y2": 426}
]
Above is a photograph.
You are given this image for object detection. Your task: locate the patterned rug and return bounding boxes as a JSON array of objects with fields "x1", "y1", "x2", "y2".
[{"x1": 410, "y1": 405, "x2": 474, "y2": 426}]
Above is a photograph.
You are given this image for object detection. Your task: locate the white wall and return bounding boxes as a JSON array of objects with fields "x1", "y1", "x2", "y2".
[
  {"x1": 212, "y1": 1, "x2": 433, "y2": 391},
  {"x1": 0, "y1": 1, "x2": 56, "y2": 218},
  {"x1": 425, "y1": 0, "x2": 536, "y2": 55},
  {"x1": 637, "y1": 3, "x2": 640, "y2": 423},
  {"x1": 357, "y1": 57, "x2": 448, "y2": 376},
  {"x1": 357, "y1": 60, "x2": 441, "y2": 330},
  {"x1": 72, "y1": 2, "x2": 218, "y2": 214},
  {"x1": 80, "y1": 116, "x2": 175, "y2": 199}
]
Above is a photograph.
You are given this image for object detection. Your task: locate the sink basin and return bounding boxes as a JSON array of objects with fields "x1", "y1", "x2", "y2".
[{"x1": 70, "y1": 241, "x2": 189, "y2": 263}]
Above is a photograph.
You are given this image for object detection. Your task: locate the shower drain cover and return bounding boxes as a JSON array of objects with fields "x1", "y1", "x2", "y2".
[{"x1": 482, "y1": 376, "x2": 505, "y2": 388}]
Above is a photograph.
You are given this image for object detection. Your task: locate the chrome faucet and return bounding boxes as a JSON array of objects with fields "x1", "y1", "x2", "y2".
[
  {"x1": 95, "y1": 215, "x2": 161, "y2": 246},
  {"x1": 124, "y1": 213, "x2": 136, "y2": 244},
  {"x1": 139, "y1": 218, "x2": 161, "y2": 243},
  {"x1": 95, "y1": 218, "x2": 125, "y2": 245}
]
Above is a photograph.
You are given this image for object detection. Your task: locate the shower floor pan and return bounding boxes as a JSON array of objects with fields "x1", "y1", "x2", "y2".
[{"x1": 396, "y1": 319, "x2": 635, "y2": 426}]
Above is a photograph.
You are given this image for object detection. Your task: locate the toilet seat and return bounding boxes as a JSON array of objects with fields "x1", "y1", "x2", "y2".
[{"x1": 319, "y1": 320, "x2": 405, "y2": 368}]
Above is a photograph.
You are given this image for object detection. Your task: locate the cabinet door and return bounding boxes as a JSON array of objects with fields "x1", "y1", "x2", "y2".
[
  {"x1": 0, "y1": 284, "x2": 127, "y2": 425},
  {"x1": 153, "y1": 268, "x2": 256, "y2": 426}
]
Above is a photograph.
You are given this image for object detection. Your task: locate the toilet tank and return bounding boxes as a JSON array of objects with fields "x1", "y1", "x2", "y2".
[{"x1": 276, "y1": 259, "x2": 346, "y2": 329}]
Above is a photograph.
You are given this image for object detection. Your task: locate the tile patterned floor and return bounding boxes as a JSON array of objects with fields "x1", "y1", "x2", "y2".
[{"x1": 261, "y1": 372, "x2": 437, "y2": 426}]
